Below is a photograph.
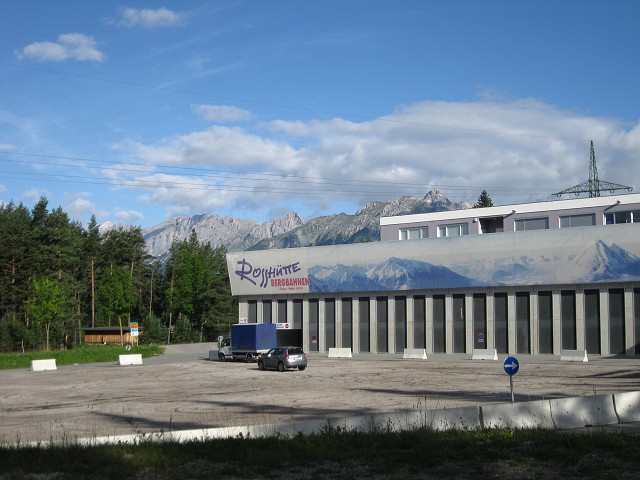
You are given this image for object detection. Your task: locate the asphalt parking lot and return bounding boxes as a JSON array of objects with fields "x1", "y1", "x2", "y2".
[{"x1": 2, "y1": 343, "x2": 640, "y2": 445}]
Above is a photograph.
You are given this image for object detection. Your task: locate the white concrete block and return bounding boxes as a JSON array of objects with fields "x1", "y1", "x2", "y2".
[
  {"x1": 208, "y1": 350, "x2": 218, "y2": 361},
  {"x1": 614, "y1": 391, "x2": 640, "y2": 423},
  {"x1": 549, "y1": 394, "x2": 618, "y2": 429},
  {"x1": 403, "y1": 348, "x2": 427, "y2": 359},
  {"x1": 328, "y1": 348, "x2": 352, "y2": 358},
  {"x1": 472, "y1": 349, "x2": 498, "y2": 360},
  {"x1": 118, "y1": 354, "x2": 143, "y2": 366},
  {"x1": 560, "y1": 350, "x2": 588, "y2": 362},
  {"x1": 31, "y1": 359, "x2": 57, "y2": 371},
  {"x1": 482, "y1": 399, "x2": 554, "y2": 429}
]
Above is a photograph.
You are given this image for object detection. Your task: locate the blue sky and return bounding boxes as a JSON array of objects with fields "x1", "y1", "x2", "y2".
[{"x1": 1, "y1": 0, "x2": 639, "y2": 229}]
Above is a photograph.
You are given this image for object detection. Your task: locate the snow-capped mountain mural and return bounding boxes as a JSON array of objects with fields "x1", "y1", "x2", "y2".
[
  {"x1": 450, "y1": 239, "x2": 640, "y2": 287},
  {"x1": 309, "y1": 257, "x2": 481, "y2": 292},
  {"x1": 227, "y1": 224, "x2": 640, "y2": 296},
  {"x1": 305, "y1": 241, "x2": 640, "y2": 293}
]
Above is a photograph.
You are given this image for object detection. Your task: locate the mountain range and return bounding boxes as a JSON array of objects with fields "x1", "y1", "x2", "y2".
[{"x1": 130, "y1": 190, "x2": 468, "y2": 259}]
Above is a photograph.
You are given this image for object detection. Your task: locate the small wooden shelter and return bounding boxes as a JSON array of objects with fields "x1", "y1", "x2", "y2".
[{"x1": 82, "y1": 326, "x2": 139, "y2": 344}]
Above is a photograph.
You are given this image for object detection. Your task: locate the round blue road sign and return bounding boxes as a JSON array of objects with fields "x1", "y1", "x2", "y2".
[{"x1": 503, "y1": 356, "x2": 519, "y2": 376}]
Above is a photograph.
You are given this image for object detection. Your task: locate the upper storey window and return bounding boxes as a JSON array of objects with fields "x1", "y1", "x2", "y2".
[
  {"x1": 559, "y1": 214, "x2": 595, "y2": 228},
  {"x1": 605, "y1": 210, "x2": 640, "y2": 224},
  {"x1": 515, "y1": 217, "x2": 549, "y2": 231},
  {"x1": 438, "y1": 223, "x2": 468, "y2": 237},
  {"x1": 400, "y1": 227, "x2": 428, "y2": 240}
]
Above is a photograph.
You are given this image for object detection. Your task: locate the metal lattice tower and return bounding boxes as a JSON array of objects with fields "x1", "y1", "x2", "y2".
[{"x1": 554, "y1": 141, "x2": 632, "y2": 198}]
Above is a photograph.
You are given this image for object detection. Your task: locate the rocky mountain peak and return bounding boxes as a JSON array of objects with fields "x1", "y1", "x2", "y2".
[{"x1": 142, "y1": 192, "x2": 464, "y2": 258}]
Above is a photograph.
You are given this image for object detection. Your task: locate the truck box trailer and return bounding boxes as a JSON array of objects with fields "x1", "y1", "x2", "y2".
[{"x1": 218, "y1": 323, "x2": 277, "y2": 362}]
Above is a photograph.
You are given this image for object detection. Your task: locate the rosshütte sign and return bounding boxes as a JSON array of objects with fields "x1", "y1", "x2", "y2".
[{"x1": 228, "y1": 255, "x2": 310, "y2": 295}]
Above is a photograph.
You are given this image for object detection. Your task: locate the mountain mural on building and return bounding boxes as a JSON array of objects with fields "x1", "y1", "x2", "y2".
[
  {"x1": 309, "y1": 257, "x2": 480, "y2": 292},
  {"x1": 449, "y1": 239, "x2": 640, "y2": 287},
  {"x1": 305, "y1": 240, "x2": 640, "y2": 293}
]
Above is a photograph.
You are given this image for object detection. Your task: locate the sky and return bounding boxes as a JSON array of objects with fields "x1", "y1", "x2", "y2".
[{"x1": 1, "y1": 0, "x2": 639, "y2": 229}]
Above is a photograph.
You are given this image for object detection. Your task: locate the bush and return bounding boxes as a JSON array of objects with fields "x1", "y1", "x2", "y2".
[
  {"x1": 140, "y1": 314, "x2": 167, "y2": 344},
  {"x1": 172, "y1": 314, "x2": 197, "y2": 343}
]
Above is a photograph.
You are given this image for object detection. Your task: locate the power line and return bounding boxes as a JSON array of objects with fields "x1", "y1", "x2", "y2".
[{"x1": 0, "y1": 150, "x2": 543, "y2": 196}]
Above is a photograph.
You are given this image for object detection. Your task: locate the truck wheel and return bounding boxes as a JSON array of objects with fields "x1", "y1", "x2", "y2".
[
  {"x1": 278, "y1": 362, "x2": 285, "y2": 372},
  {"x1": 245, "y1": 353, "x2": 254, "y2": 363},
  {"x1": 218, "y1": 353, "x2": 226, "y2": 362},
  {"x1": 258, "y1": 361, "x2": 265, "y2": 371}
]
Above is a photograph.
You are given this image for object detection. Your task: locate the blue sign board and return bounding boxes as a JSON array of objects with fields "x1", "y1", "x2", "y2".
[{"x1": 503, "y1": 356, "x2": 519, "y2": 376}]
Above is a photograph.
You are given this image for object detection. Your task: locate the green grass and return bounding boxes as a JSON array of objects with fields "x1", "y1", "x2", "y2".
[
  {"x1": 1, "y1": 428, "x2": 638, "y2": 479},
  {"x1": 0, "y1": 343, "x2": 164, "y2": 370}
]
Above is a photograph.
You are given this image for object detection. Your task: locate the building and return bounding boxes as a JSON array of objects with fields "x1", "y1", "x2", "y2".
[{"x1": 226, "y1": 193, "x2": 640, "y2": 357}]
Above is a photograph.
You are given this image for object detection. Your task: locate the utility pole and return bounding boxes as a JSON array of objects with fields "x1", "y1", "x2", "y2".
[{"x1": 91, "y1": 257, "x2": 95, "y2": 328}]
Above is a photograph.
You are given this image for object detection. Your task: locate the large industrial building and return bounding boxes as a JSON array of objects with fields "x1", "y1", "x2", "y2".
[{"x1": 226, "y1": 193, "x2": 640, "y2": 357}]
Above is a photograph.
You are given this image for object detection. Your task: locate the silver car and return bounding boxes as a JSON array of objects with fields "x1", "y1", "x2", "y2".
[{"x1": 258, "y1": 346, "x2": 307, "y2": 371}]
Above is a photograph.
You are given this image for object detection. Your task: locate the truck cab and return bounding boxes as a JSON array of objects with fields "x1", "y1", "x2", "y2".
[{"x1": 218, "y1": 336, "x2": 232, "y2": 362}]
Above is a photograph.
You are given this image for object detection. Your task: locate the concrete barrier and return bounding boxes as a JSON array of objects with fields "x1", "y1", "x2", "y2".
[
  {"x1": 472, "y1": 349, "x2": 498, "y2": 360},
  {"x1": 31, "y1": 359, "x2": 57, "y2": 371},
  {"x1": 42, "y1": 390, "x2": 640, "y2": 447},
  {"x1": 613, "y1": 391, "x2": 640, "y2": 423},
  {"x1": 423, "y1": 406, "x2": 482, "y2": 431},
  {"x1": 549, "y1": 393, "x2": 617, "y2": 429},
  {"x1": 403, "y1": 348, "x2": 427, "y2": 360},
  {"x1": 208, "y1": 350, "x2": 218, "y2": 361},
  {"x1": 118, "y1": 354, "x2": 143, "y2": 366},
  {"x1": 482, "y1": 399, "x2": 554, "y2": 429},
  {"x1": 560, "y1": 349, "x2": 588, "y2": 362},
  {"x1": 328, "y1": 348, "x2": 352, "y2": 358}
]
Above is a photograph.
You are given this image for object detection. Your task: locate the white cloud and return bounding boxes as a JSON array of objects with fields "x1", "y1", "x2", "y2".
[
  {"x1": 115, "y1": 7, "x2": 185, "y2": 28},
  {"x1": 192, "y1": 104, "x2": 253, "y2": 123},
  {"x1": 15, "y1": 33, "x2": 105, "y2": 62},
  {"x1": 137, "y1": 173, "x2": 232, "y2": 217},
  {"x1": 63, "y1": 193, "x2": 96, "y2": 219},
  {"x1": 113, "y1": 208, "x2": 144, "y2": 222},
  {"x1": 115, "y1": 99, "x2": 640, "y2": 220},
  {"x1": 122, "y1": 126, "x2": 303, "y2": 169},
  {"x1": 21, "y1": 188, "x2": 47, "y2": 203}
]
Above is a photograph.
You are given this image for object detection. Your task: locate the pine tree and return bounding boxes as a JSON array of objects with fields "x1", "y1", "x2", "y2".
[{"x1": 474, "y1": 190, "x2": 494, "y2": 208}]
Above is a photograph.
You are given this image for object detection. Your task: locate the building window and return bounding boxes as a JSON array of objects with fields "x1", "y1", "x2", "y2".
[
  {"x1": 515, "y1": 217, "x2": 549, "y2": 231},
  {"x1": 560, "y1": 214, "x2": 595, "y2": 228},
  {"x1": 605, "y1": 210, "x2": 640, "y2": 225},
  {"x1": 438, "y1": 223, "x2": 468, "y2": 237},
  {"x1": 400, "y1": 227, "x2": 428, "y2": 240}
]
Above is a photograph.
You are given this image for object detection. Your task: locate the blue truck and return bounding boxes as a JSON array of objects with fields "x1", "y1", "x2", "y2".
[{"x1": 218, "y1": 323, "x2": 277, "y2": 363}]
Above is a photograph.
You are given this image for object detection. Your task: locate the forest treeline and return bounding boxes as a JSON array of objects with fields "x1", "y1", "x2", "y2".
[{"x1": 0, "y1": 197, "x2": 237, "y2": 352}]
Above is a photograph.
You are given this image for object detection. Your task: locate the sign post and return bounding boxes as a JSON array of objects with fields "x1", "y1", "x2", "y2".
[
  {"x1": 129, "y1": 321, "x2": 139, "y2": 347},
  {"x1": 503, "y1": 356, "x2": 519, "y2": 403}
]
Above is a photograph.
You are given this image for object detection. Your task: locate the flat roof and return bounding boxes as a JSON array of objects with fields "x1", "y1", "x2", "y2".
[{"x1": 380, "y1": 192, "x2": 640, "y2": 226}]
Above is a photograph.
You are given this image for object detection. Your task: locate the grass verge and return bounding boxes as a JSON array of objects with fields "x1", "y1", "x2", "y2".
[
  {"x1": 0, "y1": 344, "x2": 164, "y2": 370},
  {"x1": 1, "y1": 427, "x2": 639, "y2": 479}
]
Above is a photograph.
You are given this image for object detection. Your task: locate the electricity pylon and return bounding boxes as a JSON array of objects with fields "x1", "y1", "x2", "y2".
[{"x1": 554, "y1": 141, "x2": 632, "y2": 198}]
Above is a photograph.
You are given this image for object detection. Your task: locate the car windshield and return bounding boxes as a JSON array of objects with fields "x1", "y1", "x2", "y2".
[{"x1": 287, "y1": 347, "x2": 303, "y2": 354}]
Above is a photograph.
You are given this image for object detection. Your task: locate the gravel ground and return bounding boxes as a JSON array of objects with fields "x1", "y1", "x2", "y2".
[{"x1": 1, "y1": 343, "x2": 639, "y2": 445}]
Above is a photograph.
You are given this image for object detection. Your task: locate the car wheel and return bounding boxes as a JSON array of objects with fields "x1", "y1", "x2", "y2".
[
  {"x1": 278, "y1": 361, "x2": 285, "y2": 372},
  {"x1": 218, "y1": 353, "x2": 226, "y2": 362},
  {"x1": 258, "y1": 361, "x2": 265, "y2": 371},
  {"x1": 298, "y1": 366, "x2": 306, "y2": 371}
]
